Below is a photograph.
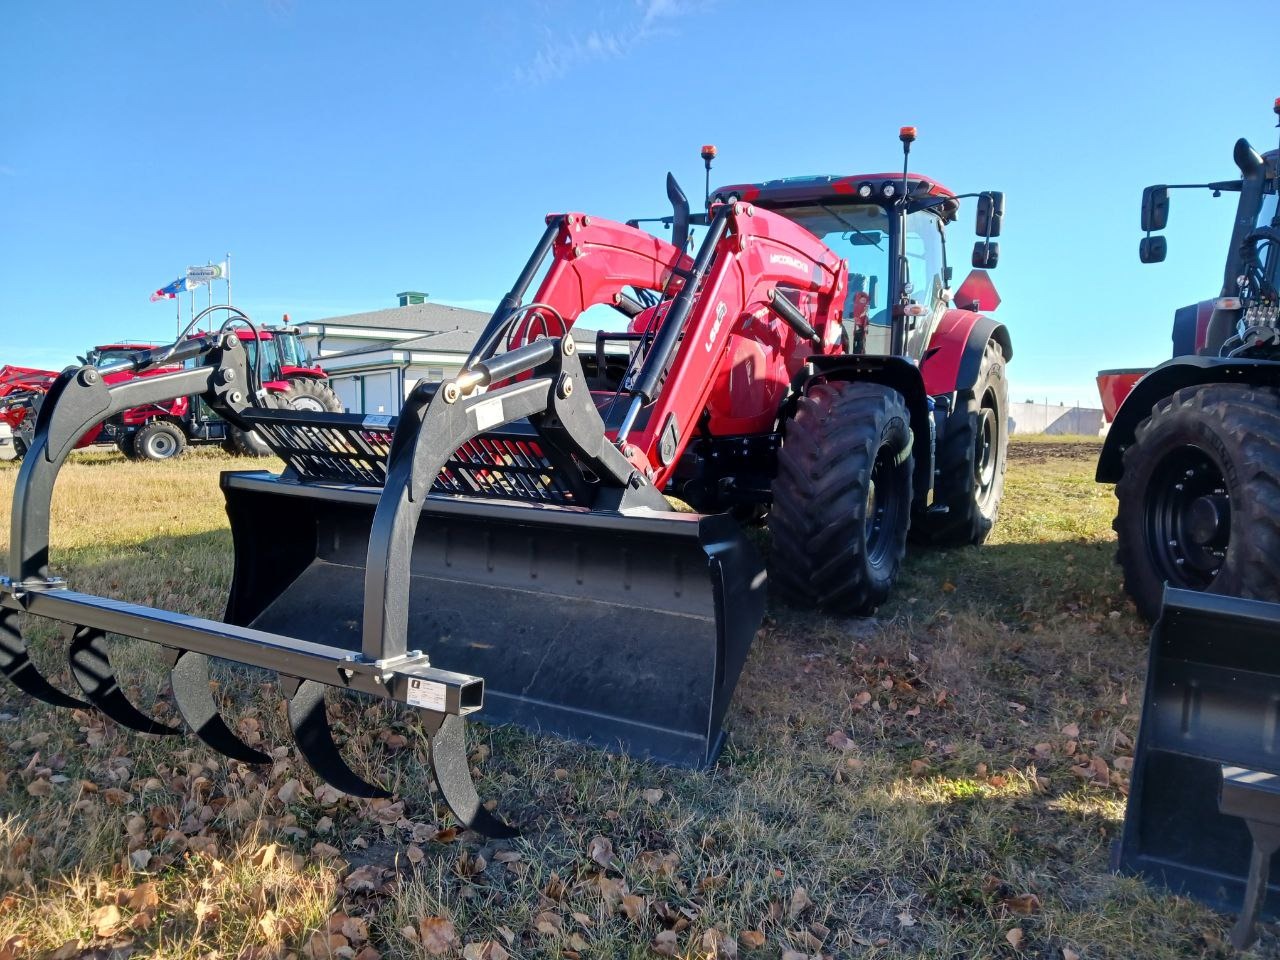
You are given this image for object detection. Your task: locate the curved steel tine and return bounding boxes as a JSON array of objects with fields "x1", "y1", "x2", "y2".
[
  {"x1": 283, "y1": 678, "x2": 390, "y2": 799},
  {"x1": 428, "y1": 712, "x2": 518, "y2": 838},
  {"x1": 67, "y1": 626, "x2": 180, "y2": 735},
  {"x1": 170, "y1": 650, "x2": 271, "y2": 765},
  {"x1": 0, "y1": 608, "x2": 87, "y2": 708}
]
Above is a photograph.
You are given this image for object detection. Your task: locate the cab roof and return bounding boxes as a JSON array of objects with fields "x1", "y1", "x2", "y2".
[{"x1": 711, "y1": 172, "x2": 958, "y2": 219}]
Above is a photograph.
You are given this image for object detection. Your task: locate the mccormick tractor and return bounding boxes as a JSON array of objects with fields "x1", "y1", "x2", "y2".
[
  {"x1": 1096, "y1": 100, "x2": 1280, "y2": 620},
  {"x1": 1, "y1": 324, "x2": 340, "y2": 462},
  {"x1": 1, "y1": 132, "x2": 1008, "y2": 832}
]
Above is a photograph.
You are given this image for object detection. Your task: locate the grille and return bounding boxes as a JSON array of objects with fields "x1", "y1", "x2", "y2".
[{"x1": 239, "y1": 409, "x2": 582, "y2": 504}]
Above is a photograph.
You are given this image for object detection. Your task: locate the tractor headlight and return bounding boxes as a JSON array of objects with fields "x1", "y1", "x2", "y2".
[
  {"x1": 881, "y1": 182, "x2": 897, "y2": 199},
  {"x1": 857, "y1": 182, "x2": 873, "y2": 199}
]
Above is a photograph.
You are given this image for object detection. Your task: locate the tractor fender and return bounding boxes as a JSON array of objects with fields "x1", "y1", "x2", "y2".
[
  {"x1": 920, "y1": 310, "x2": 1013, "y2": 396},
  {"x1": 1096, "y1": 355, "x2": 1280, "y2": 482},
  {"x1": 792, "y1": 354, "x2": 935, "y2": 507}
]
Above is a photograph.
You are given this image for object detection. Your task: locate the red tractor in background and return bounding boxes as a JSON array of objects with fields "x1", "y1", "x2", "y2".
[
  {"x1": 1097, "y1": 100, "x2": 1280, "y2": 620},
  {"x1": 0, "y1": 324, "x2": 340, "y2": 462}
]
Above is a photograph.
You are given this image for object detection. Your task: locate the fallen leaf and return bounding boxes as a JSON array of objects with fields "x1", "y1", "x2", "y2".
[
  {"x1": 622, "y1": 894, "x2": 647, "y2": 922},
  {"x1": 701, "y1": 928, "x2": 738, "y2": 959},
  {"x1": 91, "y1": 904, "x2": 122, "y2": 937},
  {"x1": 825, "y1": 730, "x2": 854, "y2": 751},
  {"x1": 1062, "y1": 723, "x2": 1080, "y2": 738},
  {"x1": 652, "y1": 930, "x2": 679, "y2": 956},
  {"x1": 1062, "y1": 949, "x2": 1080, "y2": 960},
  {"x1": 128, "y1": 881, "x2": 159, "y2": 912},
  {"x1": 1006, "y1": 927, "x2": 1024, "y2": 950},
  {"x1": 419, "y1": 917, "x2": 460, "y2": 955},
  {"x1": 534, "y1": 911, "x2": 563, "y2": 936},
  {"x1": 910, "y1": 759, "x2": 930, "y2": 776},
  {"x1": 896, "y1": 910, "x2": 916, "y2": 927},
  {"x1": 355, "y1": 948, "x2": 382, "y2": 960},
  {"x1": 463, "y1": 943, "x2": 510, "y2": 960},
  {"x1": 306, "y1": 932, "x2": 349, "y2": 959},
  {"x1": 102, "y1": 787, "x2": 131, "y2": 806},
  {"x1": 642, "y1": 788, "x2": 664, "y2": 804},
  {"x1": 739, "y1": 929, "x2": 766, "y2": 950},
  {"x1": 1003, "y1": 893, "x2": 1040, "y2": 915},
  {"x1": 788, "y1": 886, "x2": 812, "y2": 919},
  {"x1": 588, "y1": 835, "x2": 616, "y2": 869},
  {"x1": 26, "y1": 779, "x2": 52, "y2": 797}
]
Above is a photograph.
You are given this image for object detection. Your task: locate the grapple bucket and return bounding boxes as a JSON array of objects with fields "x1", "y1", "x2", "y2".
[
  {"x1": 1118, "y1": 587, "x2": 1280, "y2": 947},
  {"x1": 2, "y1": 324, "x2": 766, "y2": 843},
  {"x1": 223, "y1": 465, "x2": 761, "y2": 767}
]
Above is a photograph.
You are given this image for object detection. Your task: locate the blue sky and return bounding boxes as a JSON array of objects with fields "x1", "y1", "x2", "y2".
[{"x1": 1, "y1": 0, "x2": 1275, "y2": 405}]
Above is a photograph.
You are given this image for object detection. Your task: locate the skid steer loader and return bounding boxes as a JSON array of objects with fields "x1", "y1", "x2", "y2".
[{"x1": 2, "y1": 132, "x2": 1008, "y2": 834}]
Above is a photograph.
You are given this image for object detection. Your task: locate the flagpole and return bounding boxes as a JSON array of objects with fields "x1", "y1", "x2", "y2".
[
  {"x1": 226, "y1": 252, "x2": 232, "y2": 306},
  {"x1": 175, "y1": 288, "x2": 180, "y2": 337},
  {"x1": 207, "y1": 261, "x2": 212, "y2": 315}
]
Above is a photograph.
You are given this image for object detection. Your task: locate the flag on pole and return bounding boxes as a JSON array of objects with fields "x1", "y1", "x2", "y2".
[
  {"x1": 186, "y1": 261, "x2": 229, "y2": 285},
  {"x1": 150, "y1": 278, "x2": 185, "y2": 302}
]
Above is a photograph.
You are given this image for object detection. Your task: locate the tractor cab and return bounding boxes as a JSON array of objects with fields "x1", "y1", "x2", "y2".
[{"x1": 711, "y1": 163, "x2": 1003, "y2": 364}]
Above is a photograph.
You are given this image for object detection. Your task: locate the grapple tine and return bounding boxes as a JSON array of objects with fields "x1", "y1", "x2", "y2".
[
  {"x1": 0, "y1": 607, "x2": 87, "y2": 709},
  {"x1": 170, "y1": 650, "x2": 271, "y2": 765},
  {"x1": 67, "y1": 625, "x2": 180, "y2": 735},
  {"x1": 427, "y1": 712, "x2": 518, "y2": 838},
  {"x1": 283, "y1": 677, "x2": 391, "y2": 799}
]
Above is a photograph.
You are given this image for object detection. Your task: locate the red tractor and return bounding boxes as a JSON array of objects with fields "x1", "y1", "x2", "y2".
[
  {"x1": 2, "y1": 325, "x2": 340, "y2": 462},
  {"x1": 1097, "y1": 100, "x2": 1280, "y2": 620}
]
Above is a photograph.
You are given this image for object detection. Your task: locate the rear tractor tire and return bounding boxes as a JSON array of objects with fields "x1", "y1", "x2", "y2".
[
  {"x1": 224, "y1": 378, "x2": 343, "y2": 457},
  {"x1": 914, "y1": 338, "x2": 1008, "y2": 546},
  {"x1": 276, "y1": 378, "x2": 343, "y2": 414},
  {"x1": 133, "y1": 420, "x2": 187, "y2": 462},
  {"x1": 1114, "y1": 383, "x2": 1280, "y2": 622},
  {"x1": 768, "y1": 381, "x2": 914, "y2": 615}
]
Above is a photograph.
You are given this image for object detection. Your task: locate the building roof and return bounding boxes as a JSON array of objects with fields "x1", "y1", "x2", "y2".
[{"x1": 302, "y1": 301, "x2": 491, "y2": 334}]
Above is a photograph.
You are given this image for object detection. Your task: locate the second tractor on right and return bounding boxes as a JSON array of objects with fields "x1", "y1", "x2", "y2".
[{"x1": 1098, "y1": 100, "x2": 1280, "y2": 620}]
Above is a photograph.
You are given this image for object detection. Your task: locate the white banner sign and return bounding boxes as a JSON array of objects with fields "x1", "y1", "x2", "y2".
[{"x1": 186, "y1": 261, "x2": 229, "y2": 283}]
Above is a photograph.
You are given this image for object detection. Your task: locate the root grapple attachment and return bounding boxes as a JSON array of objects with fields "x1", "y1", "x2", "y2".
[
  {"x1": 1118, "y1": 587, "x2": 1280, "y2": 948},
  {"x1": 3, "y1": 301, "x2": 765, "y2": 836}
]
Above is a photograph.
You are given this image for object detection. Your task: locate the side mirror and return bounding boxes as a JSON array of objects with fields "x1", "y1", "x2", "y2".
[
  {"x1": 954, "y1": 269, "x2": 1001, "y2": 313},
  {"x1": 1139, "y1": 235, "x2": 1168, "y2": 263},
  {"x1": 975, "y1": 191, "x2": 1004, "y2": 238},
  {"x1": 972, "y1": 240, "x2": 1000, "y2": 269},
  {"x1": 1141, "y1": 185, "x2": 1169, "y2": 232}
]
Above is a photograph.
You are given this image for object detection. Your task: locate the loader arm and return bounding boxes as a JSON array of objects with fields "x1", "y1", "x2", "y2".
[{"x1": 622, "y1": 202, "x2": 848, "y2": 487}]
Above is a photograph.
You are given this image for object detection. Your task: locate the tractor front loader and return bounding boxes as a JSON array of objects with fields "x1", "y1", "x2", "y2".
[{"x1": 4, "y1": 136, "x2": 1008, "y2": 824}]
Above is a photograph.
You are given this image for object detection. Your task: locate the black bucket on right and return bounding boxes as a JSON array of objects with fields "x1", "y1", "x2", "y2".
[{"x1": 1117, "y1": 587, "x2": 1280, "y2": 920}]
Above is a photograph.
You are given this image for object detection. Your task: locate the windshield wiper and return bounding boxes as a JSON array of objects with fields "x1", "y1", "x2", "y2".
[{"x1": 820, "y1": 204, "x2": 883, "y2": 250}]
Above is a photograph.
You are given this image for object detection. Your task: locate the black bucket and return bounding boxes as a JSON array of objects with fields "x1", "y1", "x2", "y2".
[
  {"x1": 1117, "y1": 587, "x2": 1280, "y2": 929},
  {"x1": 222, "y1": 470, "x2": 765, "y2": 768}
]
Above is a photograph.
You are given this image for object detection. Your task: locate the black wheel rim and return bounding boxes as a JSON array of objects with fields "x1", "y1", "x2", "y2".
[
  {"x1": 974, "y1": 391, "x2": 998, "y2": 505},
  {"x1": 1143, "y1": 445, "x2": 1229, "y2": 590},
  {"x1": 865, "y1": 444, "x2": 906, "y2": 569}
]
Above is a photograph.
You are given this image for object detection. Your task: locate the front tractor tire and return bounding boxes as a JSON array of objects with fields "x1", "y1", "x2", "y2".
[
  {"x1": 133, "y1": 420, "x2": 187, "y2": 462},
  {"x1": 914, "y1": 338, "x2": 1009, "y2": 546},
  {"x1": 1114, "y1": 383, "x2": 1280, "y2": 622},
  {"x1": 768, "y1": 381, "x2": 914, "y2": 615}
]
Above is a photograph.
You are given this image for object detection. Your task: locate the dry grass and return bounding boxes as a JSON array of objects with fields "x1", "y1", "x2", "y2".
[{"x1": 0, "y1": 440, "x2": 1263, "y2": 959}]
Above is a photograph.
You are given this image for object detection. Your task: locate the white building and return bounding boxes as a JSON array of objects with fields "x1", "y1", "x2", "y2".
[{"x1": 297, "y1": 292, "x2": 491, "y2": 415}]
